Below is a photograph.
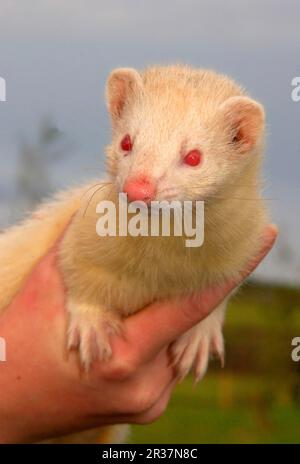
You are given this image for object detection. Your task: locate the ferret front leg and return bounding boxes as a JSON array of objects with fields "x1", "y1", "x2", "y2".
[
  {"x1": 170, "y1": 297, "x2": 228, "y2": 382},
  {"x1": 67, "y1": 298, "x2": 123, "y2": 370}
]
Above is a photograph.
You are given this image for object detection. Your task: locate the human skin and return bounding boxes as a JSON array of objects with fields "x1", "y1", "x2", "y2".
[{"x1": 0, "y1": 225, "x2": 277, "y2": 443}]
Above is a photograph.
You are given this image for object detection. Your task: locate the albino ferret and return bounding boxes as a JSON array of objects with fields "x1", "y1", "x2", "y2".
[{"x1": 0, "y1": 65, "x2": 268, "y2": 443}]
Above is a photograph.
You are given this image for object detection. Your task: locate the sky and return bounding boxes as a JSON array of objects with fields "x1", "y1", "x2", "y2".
[{"x1": 0, "y1": 0, "x2": 299, "y2": 283}]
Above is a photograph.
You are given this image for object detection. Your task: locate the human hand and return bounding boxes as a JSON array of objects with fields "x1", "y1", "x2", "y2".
[{"x1": 0, "y1": 224, "x2": 277, "y2": 443}]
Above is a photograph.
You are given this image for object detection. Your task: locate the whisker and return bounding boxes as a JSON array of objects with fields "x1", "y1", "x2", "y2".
[
  {"x1": 185, "y1": 186, "x2": 275, "y2": 202},
  {"x1": 207, "y1": 196, "x2": 275, "y2": 202},
  {"x1": 82, "y1": 182, "x2": 113, "y2": 218},
  {"x1": 81, "y1": 182, "x2": 111, "y2": 201}
]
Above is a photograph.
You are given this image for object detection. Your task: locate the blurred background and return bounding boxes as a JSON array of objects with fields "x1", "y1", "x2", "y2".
[{"x1": 0, "y1": 0, "x2": 299, "y2": 443}]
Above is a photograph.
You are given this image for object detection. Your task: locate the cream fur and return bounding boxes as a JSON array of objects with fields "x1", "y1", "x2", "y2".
[
  {"x1": 0, "y1": 64, "x2": 268, "y2": 443},
  {"x1": 0, "y1": 186, "x2": 85, "y2": 311}
]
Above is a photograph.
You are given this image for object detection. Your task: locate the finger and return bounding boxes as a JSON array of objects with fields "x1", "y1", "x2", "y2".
[
  {"x1": 236, "y1": 224, "x2": 278, "y2": 281},
  {"x1": 130, "y1": 378, "x2": 177, "y2": 425},
  {"x1": 122, "y1": 224, "x2": 278, "y2": 363},
  {"x1": 95, "y1": 348, "x2": 176, "y2": 416},
  {"x1": 103, "y1": 378, "x2": 177, "y2": 425}
]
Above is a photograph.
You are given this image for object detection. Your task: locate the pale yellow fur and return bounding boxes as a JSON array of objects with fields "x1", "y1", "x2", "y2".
[
  {"x1": 0, "y1": 186, "x2": 83, "y2": 311},
  {"x1": 60, "y1": 65, "x2": 267, "y2": 317},
  {"x1": 0, "y1": 65, "x2": 268, "y2": 443}
]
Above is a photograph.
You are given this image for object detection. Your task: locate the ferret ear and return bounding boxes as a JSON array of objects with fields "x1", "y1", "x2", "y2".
[
  {"x1": 106, "y1": 68, "x2": 143, "y2": 123},
  {"x1": 219, "y1": 96, "x2": 265, "y2": 153}
]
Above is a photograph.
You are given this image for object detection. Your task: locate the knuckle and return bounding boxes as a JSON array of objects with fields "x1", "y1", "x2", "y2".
[
  {"x1": 131, "y1": 390, "x2": 155, "y2": 414},
  {"x1": 135, "y1": 399, "x2": 168, "y2": 424},
  {"x1": 106, "y1": 356, "x2": 138, "y2": 381},
  {"x1": 181, "y1": 298, "x2": 199, "y2": 322},
  {"x1": 181, "y1": 294, "x2": 212, "y2": 323}
]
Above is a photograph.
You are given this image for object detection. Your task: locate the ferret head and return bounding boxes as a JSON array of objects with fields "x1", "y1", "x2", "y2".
[{"x1": 105, "y1": 65, "x2": 265, "y2": 203}]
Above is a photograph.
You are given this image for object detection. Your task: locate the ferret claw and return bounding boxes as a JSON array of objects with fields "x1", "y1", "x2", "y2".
[
  {"x1": 67, "y1": 302, "x2": 122, "y2": 370},
  {"x1": 67, "y1": 326, "x2": 80, "y2": 350},
  {"x1": 211, "y1": 331, "x2": 225, "y2": 368},
  {"x1": 170, "y1": 317, "x2": 225, "y2": 383}
]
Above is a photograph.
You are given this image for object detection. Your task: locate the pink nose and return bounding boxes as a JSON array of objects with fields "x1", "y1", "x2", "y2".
[{"x1": 123, "y1": 176, "x2": 156, "y2": 203}]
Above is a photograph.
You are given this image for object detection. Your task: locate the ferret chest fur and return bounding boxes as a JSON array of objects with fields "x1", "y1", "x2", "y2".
[{"x1": 60, "y1": 180, "x2": 266, "y2": 316}]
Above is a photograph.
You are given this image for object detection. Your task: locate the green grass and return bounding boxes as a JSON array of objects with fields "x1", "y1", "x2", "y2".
[
  {"x1": 131, "y1": 375, "x2": 300, "y2": 444},
  {"x1": 130, "y1": 281, "x2": 300, "y2": 444}
]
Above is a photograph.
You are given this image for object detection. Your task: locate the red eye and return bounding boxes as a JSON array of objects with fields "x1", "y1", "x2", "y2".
[
  {"x1": 183, "y1": 149, "x2": 202, "y2": 167},
  {"x1": 120, "y1": 134, "x2": 133, "y2": 152}
]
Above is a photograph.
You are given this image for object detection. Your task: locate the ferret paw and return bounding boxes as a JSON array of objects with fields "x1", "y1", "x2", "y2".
[
  {"x1": 67, "y1": 301, "x2": 122, "y2": 370},
  {"x1": 170, "y1": 317, "x2": 224, "y2": 383}
]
